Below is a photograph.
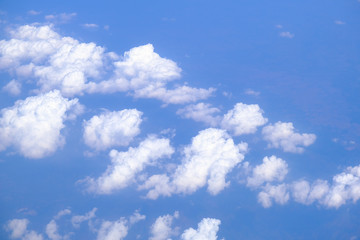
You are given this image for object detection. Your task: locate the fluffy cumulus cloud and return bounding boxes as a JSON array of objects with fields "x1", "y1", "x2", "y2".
[
  {"x1": 150, "y1": 211, "x2": 179, "y2": 240},
  {"x1": 2, "y1": 79, "x2": 21, "y2": 95},
  {"x1": 247, "y1": 155, "x2": 288, "y2": 187},
  {"x1": 291, "y1": 180, "x2": 329, "y2": 205},
  {"x1": 0, "y1": 24, "x2": 108, "y2": 97},
  {"x1": 221, "y1": 103, "x2": 268, "y2": 135},
  {"x1": 290, "y1": 164, "x2": 360, "y2": 208},
  {"x1": 258, "y1": 183, "x2": 290, "y2": 208},
  {"x1": 83, "y1": 136, "x2": 174, "y2": 194},
  {"x1": 0, "y1": 25, "x2": 214, "y2": 104},
  {"x1": 71, "y1": 208, "x2": 97, "y2": 228},
  {"x1": 83, "y1": 109, "x2": 142, "y2": 151},
  {"x1": 6, "y1": 218, "x2": 43, "y2": 240},
  {"x1": 96, "y1": 218, "x2": 128, "y2": 240},
  {"x1": 140, "y1": 128, "x2": 248, "y2": 199},
  {"x1": 88, "y1": 44, "x2": 215, "y2": 104},
  {"x1": 181, "y1": 218, "x2": 222, "y2": 240},
  {"x1": 45, "y1": 220, "x2": 62, "y2": 240},
  {"x1": 176, "y1": 102, "x2": 221, "y2": 126},
  {"x1": 262, "y1": 121, "x2": 316, "y2": 153},
  {"x1": 0, "y1": 90, "x2": 82, "y2": 158}
]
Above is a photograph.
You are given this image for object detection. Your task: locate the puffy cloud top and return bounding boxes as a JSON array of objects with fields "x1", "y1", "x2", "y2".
[
  {"x1": 0, "y1": 90, "x2": 82, "y2": 158},
  {"x1": 247, "y1": 155, "x2": 288, "y2": 187},
  {"x1": 83, "y1": 109, "x2": 142, "y2": 151},
  {"x1": 221, "y1": 103, "x2": 268, "y2": 135},
  {"x1": 181, "y1": 218, "x2": 221, "y2": 240},
  {"x1": 84, "y1": 136, "x2": 174, "y2": 194},
  {"x1": 262, "y1": 121, "x2": 316, "y2": 153}
]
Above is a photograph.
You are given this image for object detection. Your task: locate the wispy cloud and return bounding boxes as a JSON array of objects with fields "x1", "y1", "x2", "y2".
[
  {"x1": 334, "y1": 20, "x2": 345, "y2": 25},
  {"x1": 82, "y1": 23, "x2": 99, "y2": 29},
  {"x1": 45, "y1": 12, "x2": 76, "y2": 23},
  {"x1": 28, "y1": 10, "x2": 41, "y2": 15},
  {"x1": 279, "y1": 31, "x2": 294, "y2": 39}
]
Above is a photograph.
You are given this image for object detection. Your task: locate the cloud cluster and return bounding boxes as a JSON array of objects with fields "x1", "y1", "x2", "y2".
[
  {"x1": 177, "y1": 102, "x2": 268, "y2": 135},
  {"x1": 150, "y1": 211, "x2": 179, "y2": 240},
  {"x1": 84, "y1": 136, "x2": 174, "y2": 194},
  {"x1": 6, "y1": 208, "x2": 146, "y2": 240},
  {"x1": 291, "y1": 164, "x2": 360, "y2": 208},
  {"x1": 176, "y1": 103, "x2": 221, "y2": 126},
  {"x1": 88, "y1": 44, "x2": 215, "y2": 104},
  {"x1": 181, "y1": 218, "x2": 221, "y2": 240},
  {"x1": 247, "y1": 155, "x2": 288, "y2": 187},
  {"x1": 83, "y1": 109, "x2": 142, "y2": 151},
  {"x1": 262, "y1": 121, "x2": 316, "y2": 153},
  {"x1": 0, "y1": 24, "x2": 214, "y2": 104},
  {"x1": 258, "y1": 183, "x2": 290, "y2": 208},
  {"x1": 5, "y1": 219, "x2": 43, "y2": 240},
  {"x1": 0, "y1": 90, "x2": 82, "y2": 158},
  {"x1": 141, "y1": 128, "x2": 248, "y2": 199}
]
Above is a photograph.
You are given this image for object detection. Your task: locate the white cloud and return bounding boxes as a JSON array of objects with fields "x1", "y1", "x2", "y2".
[
  {"x1": 129, "y1": 210, "x2": 146, "y2": 225},
  {"x1": 221, "y1": 103, "x2": 268, "y2": 135},
  {"x1": 2, "y1": 80, "x2": 21, "y2": 95},
  {"x1": 83, "y1": 135, "x2": 174, "y2": 194},
  {"x1": 181, "y1": 218, "x2": 221, "y2": 240},
  {"x1": 322, "y1": 164, "x2": 360, "y2": 208},
  {"x1": 279, "y1": 32, "x2": 294, "y2": 38},
  {"x1": 97, "y1": 218, "x2": 128, "y2": 240},
  {"x1": 71, "y1": 208, "x2": 97, "y2": 228},
  {"x1": 6, "y1": 219, "x2": 43, "y2": 240},
  {"x1": 23, "y1": 231, "x2": 43, "y2": 240},
  {"x1": 141, "y1": 128, "x2": 248, "y2": 199},
  {"x1": 291, "y1": 180, "x2": 329, "y2": 205},
  {"x1": 87, "y1": 44, "x2": 215, "y2": 104},
  {"x1": 83, "y1": 109, "x2": 142, "y2": 151},
  {"x1": 258, "y1": 183, "x2": 289, "y2": 208},
  {"x1": 6, "y1": 219, "x2": 29, "y2": 239},
  {"x1": 45, "y1": 13, "x2": 77, "y2": 23},
  {"x1": 244, "y1": 89, "x2": 260, "y2": 96},
  {"x1": 0, "y1": 90, "x2": 82, "y2": 158},
  {"x1": 45, "y1": 220, "x2": 62, "y2": 240},
  {"x1": 247, "y1": 155, "x2": 288, "y2": 187},
  {"x1": 1, "y1": 25, "x2": 214, "y2": 104},
  {"x1": 54, "y1": 209, "x2": 71, "y2": 220},
  {"x1": 0, "y1": 24, "x2": 108, "y2": 97},
  {"x1": 176, "y1": 102, "x2": 221, "y2": 126},
  {"x1": 334, "y1": 20, "x2": 345, "y2": 25},
  {"x1": 150, "y1": 211, "x2": 179, "y2": 240},
  {"x1": 82, "y1": 23, "x2": 99, "y2": 28},
  {"x1": 262, "y1": 121, "x2": 316, "y2": 153},
  {"x1": 28, "y1": 10, "x2": 41, "y2": 15}
]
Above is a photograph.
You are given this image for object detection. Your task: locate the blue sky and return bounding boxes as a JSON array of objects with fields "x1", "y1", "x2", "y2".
[{"x1": 0, "y1": 0, "x2": 359, "y2": 239}]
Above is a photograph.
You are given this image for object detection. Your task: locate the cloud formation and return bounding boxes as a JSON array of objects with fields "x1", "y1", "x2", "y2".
[
  {"x1": 150, "y1": 211, "x2": 179, "y2": 240},
  {"x1": 0, "y1": 25, "x2": 214, "y2": 104},
  {"x1": 84, "y1": 136, "x2": 174, "y2": 194},
  {"x1": 181, "y1": 218, "x2": 221, "y2": 240},
  {"x1": 247, "y1": 155, "x2": 288, "y2": 187},
  {"x1": 5, "y1": 218, "x2": 43, "y2": 240},
  {"x1": 221, "y1": 103, "x2": 268, "y2": 135},
  {"x1": 0, "y1": 90, "x2": 82, "y2": 158},
  {"x1": 141, "y1": 128, "x2": 248, "y2": 199},
  {"x1": 177, "y1": 102, "x2": 267, "y2": 136},
  {"x1": 258, "y1": 183, "x2": 290, "y2": 208},
  {"x1": 176, "y1": 103, "x2": 221, "y2": 126},
  {"x1": 262, "y1": 121, "x2": 316, "y2": 153},
  {"x1": 83, "y1": 109, "x2": 142, "y2": 151}
]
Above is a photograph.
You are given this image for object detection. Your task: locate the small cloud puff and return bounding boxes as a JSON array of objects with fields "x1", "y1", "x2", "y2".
[
  {"x1": 0, "y1": 90, "x2": 82, "y2": 158},
  {"x1": 262, "y1": 121, "x2": 316, "y2": 153},
  {"x1": 83, "y1": 109, "x2": 142, "y2": 151}
]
